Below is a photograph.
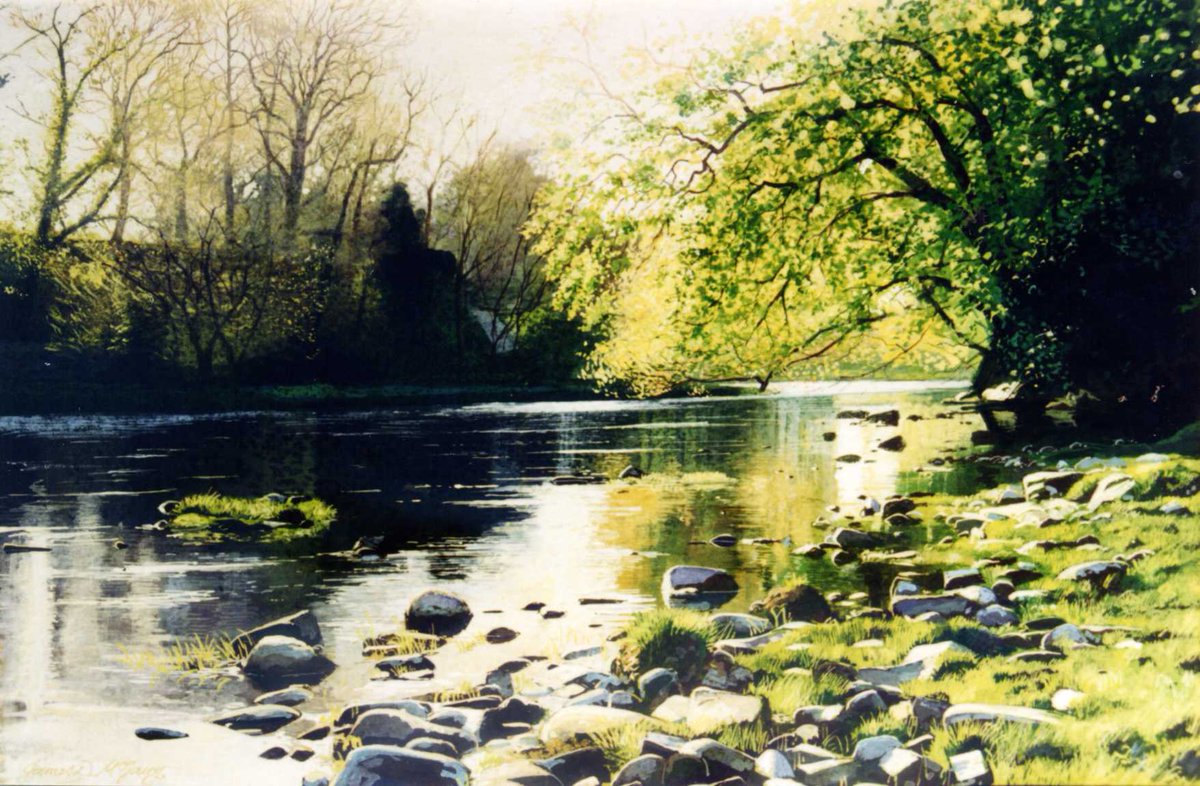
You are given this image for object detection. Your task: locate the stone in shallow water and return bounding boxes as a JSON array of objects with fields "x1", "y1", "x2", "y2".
[
  {"x1": 405, "y1": 590, "x2": 473, "y2": 636},
  {"x1": 134, "y1": 727, "x2": 188, "y2": 741},
  {"x1": 242, "y1": 635, "x2": 335, "y2": 688},
  {"x1": 253, "y1": 686, "x2": 313, "y2": 706},
  {"x1": 211, "y1": 704, "x2": 300, "y2": 733}
]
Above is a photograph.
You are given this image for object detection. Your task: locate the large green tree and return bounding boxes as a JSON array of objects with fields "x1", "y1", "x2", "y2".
[{"x1": 532, "y1": 0, "x2": 1199, "y2": 414}]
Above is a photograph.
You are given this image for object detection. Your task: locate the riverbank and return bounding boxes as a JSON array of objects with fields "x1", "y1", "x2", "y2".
[{"x1": 37, "y1": 424, "x2": 1191, "y2": 786}]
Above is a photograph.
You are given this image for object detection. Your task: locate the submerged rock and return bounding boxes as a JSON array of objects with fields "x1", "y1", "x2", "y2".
[
  {"x1": 749, "y1": 582, "x2": 834, "y2": 623},
  {"x1": 211, "y1": 704, "x2": 300, "y2": 733},
  {"x1": 661, "y1": 565, "x2": 738, "y2": 606}
]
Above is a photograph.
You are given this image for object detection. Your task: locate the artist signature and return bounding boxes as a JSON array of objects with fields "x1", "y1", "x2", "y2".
[{"x1": 17, "y1": 760, "x2": 168, "y2": 785}]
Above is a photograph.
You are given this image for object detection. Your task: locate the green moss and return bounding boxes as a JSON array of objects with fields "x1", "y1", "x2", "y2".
[{"x1": 166, "y1": 493, "x2": 336, "y2": 544}]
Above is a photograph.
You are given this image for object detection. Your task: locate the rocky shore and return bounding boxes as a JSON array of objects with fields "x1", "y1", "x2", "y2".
[{"x1": 132, "y1": 440, "x2": 1200, "y2": 786}]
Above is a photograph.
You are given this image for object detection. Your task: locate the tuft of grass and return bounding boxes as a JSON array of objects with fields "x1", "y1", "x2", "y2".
[
  {"x1": 612, "y1": 609, "x2": 716, "y2": 685},
  {"x1": 116, "y1": 633, "x2": 239, "y2": 676},
  {"x1": 168, "y1": 492, "x2": 336, "y2": 544}
]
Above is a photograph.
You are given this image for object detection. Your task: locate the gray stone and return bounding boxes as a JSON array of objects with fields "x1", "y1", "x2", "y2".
[
  {"x1": 613, "y1": 754, "x2": 664, "y2": 786},
  {"x1": 1056, "y1": 560, "x2": 1126, "y2": 590},
  {"x1": 755, "y1": 749, "x2": 794, "y2": 779},
  {"x1": 405, "y1": 590, "x2": 473, "y2": 636},
  {"x1": 241, "y1": 635, "x2": 334, "y2": 688},
  {"x1": 375, "y1": 653, "x2": 434, "y2": 674},
  {"x1": 253, "y1": 686, "x2": 313, "y2": 707},
  {"x1": 539, "y1": 706, "x2": 652, "y2": 745},
  {"x1": 349, "y1": 708, "x2": 477, "y2": 754},
  {"x1": 892, "y1": 594, "x2": 972, "y2": 619},
  {"x1": 211, "y1": 704, "x2": 300, "y2": 733},
  {"x1": 843, "y1": 690, "x2": 886, "y2": 721},
  {"x1": 853, "y1": 735, "x2": 901, "y2": 763},
  {"x1": 943, "y1": 569, "x2": 983, "y2": 590},
  {"x1": 975, "y1": 605, "x2": 1018, "y2": 627},
  {"x1": 953, "y1": 586, "x2": 997, "y2": 607},
  {"x1": 948, "y1": 749, "x2": 992, "y2": 786},
  {"x1": 637, "y1": 668, "x2": 680, "y2": 710},
  {"x1": 1088, "y1": 474, "x2": 1137, "y2": 510},
  {"x1": 943, "y1": 703, "x2": 1058, "y2": 726},
  {"x1": 231, "y1": 610, "x2": 322, "y2": 654},
  {"x1": 1051, "y1": 689, "x2": 1085, "y2": 711},
  {"x1": 332, "y1": 746, "x2": 470, "y2": 786},
  {"x1": 828, "y1": 527, "x2": 879, "y2": 549},
  {"x1": 679, "y1": 738, "x2": 756, "y2": 780},
  {"x1": 1023, "y1": 471, "x2": 1084, "y2": 501},
  {"x1": 793, "y1": 758, "x2": 861, "y2": 786},
  {"x1": 535, "y1": 747, "x2": 609, "y2": 786},
  {"x1": 685, "y1": 689, "x2": 768, "y2": 734},
  {"x1": 661, "y1": 565, "x2": 738, "y2": 599},
  {"x1": 1041, "y1": 624, "x2": 1100, "y2": 652}
]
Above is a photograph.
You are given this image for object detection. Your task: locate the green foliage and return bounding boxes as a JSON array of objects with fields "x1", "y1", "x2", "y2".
[{"x1": 531, "y1": 0, "x2": 1200, "y2": 402}]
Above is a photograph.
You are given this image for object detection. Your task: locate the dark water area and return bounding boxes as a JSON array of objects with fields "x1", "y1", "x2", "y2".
[{"x1": 0, "y1": 380, "x2": 1004, "y2": 784}]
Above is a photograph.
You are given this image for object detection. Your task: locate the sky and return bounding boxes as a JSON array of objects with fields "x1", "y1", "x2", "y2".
[{"x1": 403, "y1": 0, "x2": 793, "y2": 146}]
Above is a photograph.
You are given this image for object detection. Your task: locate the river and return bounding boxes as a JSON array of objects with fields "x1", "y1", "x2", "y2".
[{"x1": 0, "y1": 380, "x2": 995, "y2": 785}]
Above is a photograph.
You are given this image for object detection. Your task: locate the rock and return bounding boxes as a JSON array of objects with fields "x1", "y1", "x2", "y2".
[
  {"x1": 231, "y1": 610, "x2": 323, "y2": 654},
  {"x1": 211, "y1": 704, "x2": 300, "y2": 733},
  {"x1": 996, "y1": 565, "x2": 1042, "y2": 585},
  {"x1": 976, "y1": 605, "x2": 1019, "y2": 627},
  {"x1": 260, "y1": 746, "x2": 288, "y2": 760},
  {"x1": 1173, "y1": 749, "x2": 1200, "y2": 779},
  {"x1": 860, "y1": 642, "x2": 974, "y2": 687},
  {"x1": 749, "y1": 582, "x2": 834, "y2": 623},
  {"x1": 866, "y1": 409, "x2": 901, "y2": 426},
  {"x1": 836, "y1": 454, "x2": 862, "y2": 463},
  {"x1": 822, "y1": 431, "x2": 836, "y2": 441},
  {"x1": 680, "y1": 739, "x2": 757, "y2": 781},
  {"x1": 892, "y1": 594, "x2": 972, "y2": 619},
  {"x1": 912, "y1": 696, "x2": 951, "y2": 728},
  {"x1": 661, "y1": 566, "x2": 738, "y2": 602},
  {"x1": 406, "y1": 738, "x2": 457, "y2": 757},
  {"x1": 349, "y1": 708, "x2": 476, "y2": 754},
  {"x1": 1051, "y1": 689, "x2": 1085, "y2": 711},
  {"x1": 536, "y1": 747, "x2": 609, "y2": 786},
  {"x1": 710, "y1": 534, "x2": 738, "y2": 547},
  {"x1": 701, "y1": 650, "x2": 755, "y2": 691},
  {"x1": 793, "y1": 543, "x2": 824, "y2": 558},
  {"x1": 303, "y1": 774, "x2": 330, "y2": 786},
  {"x1": 637, "y1": 668, "x2": 680, "y2": 710},
  {"x1": 853, "y1": 735, "x2": 901, "y2": 763},
  {"x1": 619, "y1": 465, "x2": 645, "y2": 479},
  {"x1": 836, "y1": 410, "x2": 869, "y2": 419},
  {"x1": 793, "y1": 758, "x2": 861, "y2": 786},
  {"x1": 254, "y1": 686, "x2": 313, "y2": 707},
  {"x1": 405, "y1": 590, "x2": 473, "y2": 636},
  {"x1": 685, "y1": 690, "x2": 767, "y2": 734},
  {"x1": 1008, "y1": 649, "x2": 1065, "y2": 663},
  {"x1": 828, "y1": 527, "x2": 879, "y2": 549},
  {"x1": 843, "y1": 689, "x2": 886, "y2": 722},
  {"x1": 882, "y1": 498, "x2": 917, "y2": 518},
  {"x1": 486, "y1": 627, "x2": 519, "y2": 644},
  {"x1": 335, "y1": 701, "x2": 430, "y2": 728},
  {"x1": 1041, "y1": 624, "x2": 1100, "y2": 652},
  {"x1": 954, "y1": 586, "x2": 997, "y2": 607},
  {"x1": 613, "y1": 754, "x2": 664, "y2": 786},
  {"x1": 880, "y1": 747, "x2": 940, "y2": 786},
  {"x1": 879, "y1": 435, "x2": 906, "y2": 452},
  {"x1": 756, "y1": 749, "x2": 794, "y2": 779},
  {"x1": 375, "y1": 653, "x2": 435, "y2": 675},
  {"x1": 1023, "y1": 471, "x2": 1084, "y2": 501},
  {"x1": 943, "y1": 568, "x2": 983, "y2": 590},
  {"x1": 157, "y1": 500, "x2": 181, "y2": 515},
  {"x1": 475, "y1": 761, "x2": 561, "y2": 786},
  {"x1": 948, "y1": 749, "x2": 992, "y2": 786},
  {"x1": 1056, "y1": 560, "x2": 1126, "y2": 591},
  {"x1": 333, "y1": 745, "x2": 469, "y2": 786},
  {"x1": 1088, "y1": 473, "x2": 1137, "y2": 510},
  {"x1": 1161, "y1": 502, "x2": 1190, "y2": 516},
  {"x1": 541, "y1": 608, "x2": 565, "y2": 619},
  {"x1": 943, "y1": 703, "x2": 1058, "y2": 726},
  {"x1": 135, "y1": 727, "x2": 188, "y2": 740},
  {"x1": 539, "y1": 706, "x2": 653, "y2": 745},
  {"x1": 830, "y1": 549, "x2": 856, "y2": 566},
  {"x1": 242, "y1": 635, "x2": 335, "y2": 688},
  {"x1": 712, "y1": 613, "x2": 772, "y2": 638}
]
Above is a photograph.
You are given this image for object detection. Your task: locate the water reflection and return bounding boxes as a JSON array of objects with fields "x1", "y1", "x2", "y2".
[{"x1": 0, "y1": 381, "x2": 995, "y2": 783}]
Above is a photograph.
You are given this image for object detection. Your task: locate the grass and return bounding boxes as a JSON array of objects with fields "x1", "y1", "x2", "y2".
[
  {"x1": 116, "y1": 633, "x2": 239, "y2": 678},
  {"x1": 612, "y1": 609, "x2": 717, "y2": 685},
  {"x1": 167, "y1": 492, "x2": 336, "y2": 544},
  {"x1": 604, "y1": 447, "x2": 1200, "y2": 784}
]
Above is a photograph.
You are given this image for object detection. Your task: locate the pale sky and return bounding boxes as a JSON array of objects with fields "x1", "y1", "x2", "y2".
[{"x1": 404, "y1": 0, "x2": 793, "y2": 145}]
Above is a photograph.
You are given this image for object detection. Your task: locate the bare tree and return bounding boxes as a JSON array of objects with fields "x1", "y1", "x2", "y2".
[{"x1": 244, "y1": 0, "x2": 402, "y2": 243}]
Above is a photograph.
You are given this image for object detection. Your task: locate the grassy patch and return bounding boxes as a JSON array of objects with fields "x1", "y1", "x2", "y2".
[
  {"x1": 166, "y1": 492, "x2": 336, "y2": 544},
  {"x1": 116, "y1": 633, "x2": 239, "y2": 676},
  {"x1": 612, "y1": 609, "x2": 716, "y2": 685}
]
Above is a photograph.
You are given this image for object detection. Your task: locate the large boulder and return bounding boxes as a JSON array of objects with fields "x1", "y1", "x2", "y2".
[
  {"x1": 333, "y1": 745, "x2": 469, "y2": 786},
  {"x1": 405, "y1": 591, "x2": 473, "y2": 636},
  {"x1": 231, "y1": 610, "x2": 322, "y2": 655},
  {"x1": 242, "y1": 635, "x2": 334, "y2": 688},
  {"x1": 683, "y1": 689, "x2": 768, "y2": 734},
  {"x1": 891, "y1": 594, "x2": 973, "y2": 619},
  {"x1": 749, "y1": 582, "x2": 834, "y2": 623},
  {"x1": 1056, "y1": 560, "x2": 1126, "y2": 592}
]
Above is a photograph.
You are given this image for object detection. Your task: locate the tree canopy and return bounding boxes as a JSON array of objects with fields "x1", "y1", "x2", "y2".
[{"x1": 531, "y1": 0, "x2": 1199, "y2": 411}]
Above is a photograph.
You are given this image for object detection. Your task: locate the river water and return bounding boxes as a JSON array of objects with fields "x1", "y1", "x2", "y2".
[{"x1": 0, "y1": 381, "x2": 992, "y2": 785}]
